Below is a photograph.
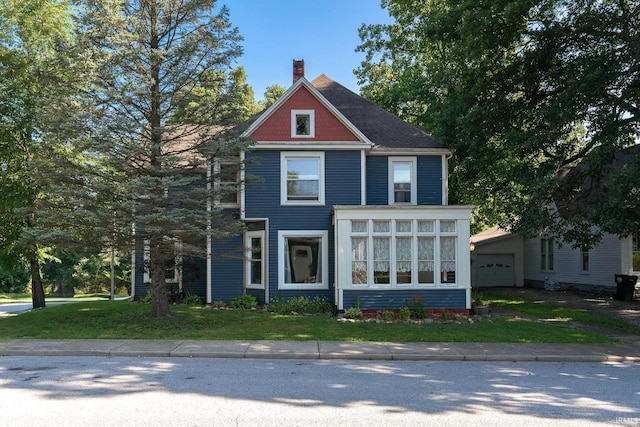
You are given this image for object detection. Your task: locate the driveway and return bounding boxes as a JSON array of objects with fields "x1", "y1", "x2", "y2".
[
  {"x1": 0, "y1": 297, "x2": 124, "y2": 316},
  {"x1": 486, "y1": 286, "x2": 640, "y2": 328}
]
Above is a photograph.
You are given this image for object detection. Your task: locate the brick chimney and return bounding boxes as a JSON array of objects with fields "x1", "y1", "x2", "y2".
[{"x1": 293, "y1": 59, "x2": 305, "y2": 83}]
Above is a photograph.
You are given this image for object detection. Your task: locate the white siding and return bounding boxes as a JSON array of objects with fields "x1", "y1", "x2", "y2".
[
  {"x1": 472, "y1": 234, "x2": 524, "y2": 287},
  {"x1": 524, "y1": 233, "x2": 626, "y2": 290}
]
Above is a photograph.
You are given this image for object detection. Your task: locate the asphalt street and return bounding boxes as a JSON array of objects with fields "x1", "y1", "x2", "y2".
[{"x1": 1, "y1": 356, "x2": 638, "y2": 426}]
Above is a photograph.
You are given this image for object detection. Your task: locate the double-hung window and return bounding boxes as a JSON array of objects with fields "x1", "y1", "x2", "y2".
[
  {"x1": 213, "y1": 159, "x2": 239, "y2": 207},
  {"x1": 633, "y1": 232, "x2": 640, "y2": 271},
  {"x1": 281, "y1": 152, "x2": 324, "y2": 205},
  {"x1": 246, "y1": 231, "x2": 265, "y2": 289},
  {"x1": 581, "y1": 245, "x2": 590, "y2": 272},
  {"x1": 540, "y1": 238, "x2": 554, "y2": 271},
  {"x1": 389, "y1": 157, "x2": 417, "y2": 205}
]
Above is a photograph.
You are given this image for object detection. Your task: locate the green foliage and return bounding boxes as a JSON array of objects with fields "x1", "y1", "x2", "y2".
[
  {"x1": 472, "y1": 290, "x2": 486, "y2": 306},
  {"x1": 39, "y1": 249, "x2": 130, "y2": 296},
  {"x1": 230, "y1": 294, "x2": 258, "y2": 309},
  {"x1": 0, "y1": 251, "x2": 30, "y2": 293},
  {"x1": 259, "y1": 84, "x2": 286, "y2": 109},
  {"x1": 398, "y1": 306, "x2": 411, "y2": 320},
  {"x1": 68, "y1": 0, "x2": 250, "y2": 317},
  {"x1": 171, "y1": 66, "x2": 260, "y2": 125},
  {"x1": 183, "y1": 294, "x2": 203, "y2": 305},
  {"x1": 376, "y1": 310, "x2": 395, "y2": 321},
  {"x1": 265, "y1": 294, "x2": 333, "y2": 315},
  {"x1": 357, "y1": 0, "x2": 640, "y2": 245},
  {"x1": 343, "y1": 306, "x2": 362, "y2": 319},
  {"x1": 410, "y1": 295, "x2": 425, "y2": 319},
  {"x1": 0, "y1": 0, "x2": 79, "y2": 307}
]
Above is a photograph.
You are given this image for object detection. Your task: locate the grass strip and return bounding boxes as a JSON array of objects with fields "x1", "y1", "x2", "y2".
[
  {"x1": 0, "y1": 300, "x2": 612, "y2": 343},
  {"x1": 485, "y1": 293, "x2": 640, "y2": 335}
]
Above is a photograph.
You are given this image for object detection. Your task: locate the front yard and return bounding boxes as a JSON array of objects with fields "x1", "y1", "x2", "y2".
[{"x1": 0, "y1": 298, "x2": 617, "y2": 343}]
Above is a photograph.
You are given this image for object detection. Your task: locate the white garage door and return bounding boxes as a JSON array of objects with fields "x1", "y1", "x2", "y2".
[{"x1": 475, "y1": 254, "x2": 515, "y2": 287}]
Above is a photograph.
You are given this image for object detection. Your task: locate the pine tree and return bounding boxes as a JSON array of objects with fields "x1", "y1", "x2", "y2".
[{"x1": 69, "y1": 0, "x2": 249, "y2": 317}]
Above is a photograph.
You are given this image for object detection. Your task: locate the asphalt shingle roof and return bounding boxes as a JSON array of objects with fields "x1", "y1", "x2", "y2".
[{"x1": 310, "y1": 74, "x2": 442, "y2": 149}]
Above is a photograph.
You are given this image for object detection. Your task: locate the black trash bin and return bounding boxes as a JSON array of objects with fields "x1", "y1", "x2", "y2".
[{"x1": 615, "y1": 274, "x2": 638, "y2": 301}]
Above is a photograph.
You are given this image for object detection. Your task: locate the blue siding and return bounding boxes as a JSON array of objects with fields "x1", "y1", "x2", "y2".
[
  {"x1": 367, "y1": 156, "x2": 443, "y2": 206},
  {"x1": 343, "y1": 289, "x2": 466, "y2": 310},
  {"x1": 245, "y1": 150, "x2": 362, "y2": 304},
  {"x1": 181, "y1": 255, "x2": 207, "y2": 298},
  {"x1": 211, "y1": 234, "x2": 244, "y2": 302},
  {"x1": 366, "y1": 157, "x2": 388, "y2": 205},
  {"x1": 417, "y1": 156, "x2": 443, "y2": 205}
]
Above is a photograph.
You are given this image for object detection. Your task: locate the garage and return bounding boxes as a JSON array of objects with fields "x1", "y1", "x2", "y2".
[{"x1": 475, "y1": 254, "x2": 515, "y2": 287}]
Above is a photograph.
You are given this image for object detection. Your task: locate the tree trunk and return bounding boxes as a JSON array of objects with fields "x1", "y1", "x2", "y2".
[
  {"x1": 149, "y1": 242, "x2": 173, "y2": 318},
  {"x1": 30, "y1": 247, "x2": 46, "y2": 309}
]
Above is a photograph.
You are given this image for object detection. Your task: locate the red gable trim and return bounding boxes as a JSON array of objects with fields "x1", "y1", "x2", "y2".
[{"x1": 249, "y1": 85, "x2": 360, "y2": 142}]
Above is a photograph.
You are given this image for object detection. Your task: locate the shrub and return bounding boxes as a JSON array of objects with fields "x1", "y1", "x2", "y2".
[
  {"x1": 376, "y1": 310, "x2": 395, "y2": 321},
  {"x1": 343, "y1": 306, "x2": 362, "y2": 319},
  {"x1": 410, "y1": 294, "x2": 426, "y2": 319},
  {"x1": 183, "y1": 294, "x2": 203, "y2": 305},
  {"x1": 398, "y1": 306, "x2": 411, "y2": 320},
  {"x1": 230, "y1": 294, "x2": 258, "y2": 309},
  {"x1": 265, "y1": 294, "x2": 332, "y2": 315}
]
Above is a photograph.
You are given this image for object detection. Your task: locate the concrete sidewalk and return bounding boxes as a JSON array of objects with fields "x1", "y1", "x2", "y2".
[{"x1": 0, "y1": 339, "x2": 639, "y2": 362}]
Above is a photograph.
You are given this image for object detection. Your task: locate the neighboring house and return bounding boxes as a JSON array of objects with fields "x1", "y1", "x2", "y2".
[
  {"x1": 522, "y1": 233, "x2": 637, "y2": 294},
  {"x1": 474, "y1": 145, "x2": 640, "y2": 294},
  {"x1": 524, "y1": 145, "x2": 640, "y2": 294},
  {"x1": 131, "y1": 61, "x2": 474, "y2": 310},
  {"x1": 470, "y1": 226, "x2": 524, "y2": 288}
]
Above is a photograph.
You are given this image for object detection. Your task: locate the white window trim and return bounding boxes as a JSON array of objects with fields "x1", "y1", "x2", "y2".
[
  {"x1": 280, "y1": 151, "x2": 325, "y2": 206},
  {"x1": 212, "y1": 158, "x2": 240, "y2": 208},
  {"x1": 291, "y1": 109, "x2": 315, "y2": 138},
  {"x1": 388, "y1": 157, "x2": 417, "y2": 205},
  {"x1": 278, "y1": 230, "x2": 329, "y2": 290},
  {"x1": 143, "y1": 239, "x2": 182, "y2": 286},
  {"x1": 246, "y1": 230, "x2": 265, "y2": 290},
  {"x1": 540, "y1": 237, "x2": 555, "y2": 272},
  {"x1": 347, "y1": 219, "x2": 460, "y2": 289}
]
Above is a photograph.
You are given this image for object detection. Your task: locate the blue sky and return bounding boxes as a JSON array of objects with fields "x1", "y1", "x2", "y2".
[{"x1": 220, "y1": 0, "x2": 393, "y2": 100}]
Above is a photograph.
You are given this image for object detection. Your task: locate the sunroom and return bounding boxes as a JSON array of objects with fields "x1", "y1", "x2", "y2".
[{"x1": 333, "y1": 205, "x2": 473, "y2": 310}]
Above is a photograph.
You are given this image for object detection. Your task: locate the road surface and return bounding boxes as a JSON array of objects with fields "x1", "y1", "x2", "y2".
[{"x1": 1, "y1": 356, "x2": 638, "y2": 426}]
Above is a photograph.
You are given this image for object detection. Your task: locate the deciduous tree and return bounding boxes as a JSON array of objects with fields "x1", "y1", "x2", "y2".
[
  {"x1": 357, "y1": 0, "x2": 640, "y2": 246},
  {"x1": 0, "y1": 0, "x2": 77, "y2": 307}
]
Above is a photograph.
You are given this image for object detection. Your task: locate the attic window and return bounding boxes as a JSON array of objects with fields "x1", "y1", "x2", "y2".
[{"x1": 291, "y1": 110, "x2": 315, "y2": 138}]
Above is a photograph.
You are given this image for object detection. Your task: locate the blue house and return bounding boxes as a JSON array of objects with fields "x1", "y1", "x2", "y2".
[{"x1": 132, "y1": 61, "x2": 473, "y2": 311}]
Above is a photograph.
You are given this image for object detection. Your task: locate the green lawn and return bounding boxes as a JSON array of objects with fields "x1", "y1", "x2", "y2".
[
  {"x1": 485, "y1": 293, "x2": 640, "y2": 335},
  {"x1": 0, "y1": 299, "x2": 616, "y2": 343}
]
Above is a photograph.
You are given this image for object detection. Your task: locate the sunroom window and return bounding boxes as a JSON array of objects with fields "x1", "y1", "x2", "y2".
[{"x1": 347, "y1": 219, "x2": 459, "y2": 287}]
